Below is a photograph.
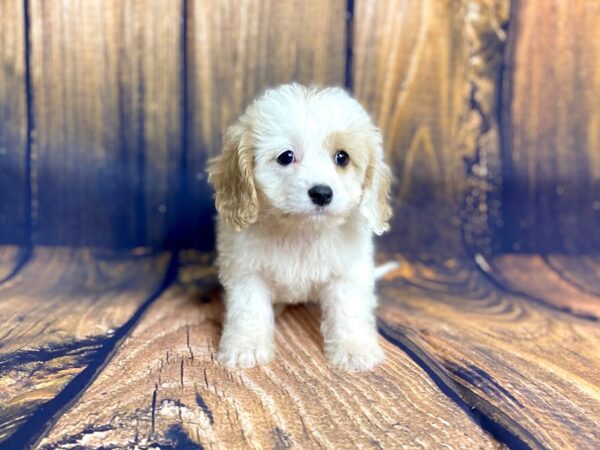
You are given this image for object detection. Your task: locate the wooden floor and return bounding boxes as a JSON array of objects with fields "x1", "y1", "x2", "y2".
[{"x1": 0, "y1": 247, "x2": 599, "y2": 449}]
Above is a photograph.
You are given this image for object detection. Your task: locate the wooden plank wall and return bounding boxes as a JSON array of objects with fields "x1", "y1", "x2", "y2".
[
  {"x1": 353, "y1": 0, "x2": 508, "y2": 257},
  {"x1": 29, "y1": 0, "x2": 183, "y2": 247},
  {"x1": 0, "y1": 0, "x2": 346, "y2": 249},
  {"x1": 0, "y1": 0, "x2": 598, "y2": 254},
  {"x1": 0, "y1": 0, "x2": 29, "y2": 245},
  {"x1": 501, "y1": 0, "x2": 600, "y2": 253}
]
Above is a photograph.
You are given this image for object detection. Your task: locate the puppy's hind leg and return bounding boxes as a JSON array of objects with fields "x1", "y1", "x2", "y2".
[{"x1": 218, "y1": 275, "x2": 275, "y2": 368}]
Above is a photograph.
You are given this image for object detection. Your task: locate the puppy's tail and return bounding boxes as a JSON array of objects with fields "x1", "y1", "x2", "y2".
[{"x1": 375, "y1": 261, "x2": 400, "y2": 280}]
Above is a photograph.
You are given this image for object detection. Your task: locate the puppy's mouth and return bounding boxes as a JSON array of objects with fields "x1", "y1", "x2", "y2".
[
  {"x1": 269, "y1": 205, "x2": 347, "y2": 229},
  {"x1": 307, "y1": 205, "x2": 348, "y2": 223},
  {"x1": 308, "y1": 204, "x2": 341, "y2": 219},
  {"x1": 279, "y1": 205, "x2": 335, "y2": 220}
]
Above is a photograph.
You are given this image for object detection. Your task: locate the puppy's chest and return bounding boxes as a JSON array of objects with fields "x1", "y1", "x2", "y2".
[{"x1": 255, "y1": 235, "x2": 342, "y2": 303}]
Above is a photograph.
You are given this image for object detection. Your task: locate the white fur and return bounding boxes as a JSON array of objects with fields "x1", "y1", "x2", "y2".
[{"x1": 208, "y1": 84, "x2": 392, "y2": 371}]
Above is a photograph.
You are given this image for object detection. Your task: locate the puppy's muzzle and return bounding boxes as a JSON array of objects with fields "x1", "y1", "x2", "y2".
[{"x1": 308, "y1": 185, "x2": 333, "y2": 206}]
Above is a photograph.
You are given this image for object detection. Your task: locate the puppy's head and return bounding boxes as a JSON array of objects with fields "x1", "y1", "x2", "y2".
[{"x1": 208, "y1": 84, "x2": 392, "y2": 234}]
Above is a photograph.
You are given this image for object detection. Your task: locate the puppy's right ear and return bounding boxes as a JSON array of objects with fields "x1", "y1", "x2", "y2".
[{"x1": 207, "y1": 124, "x2": 258, "y2": 231}]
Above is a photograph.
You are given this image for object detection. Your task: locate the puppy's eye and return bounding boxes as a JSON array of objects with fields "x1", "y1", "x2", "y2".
[
  {"x1": 277, "y1": 150, "x2": 295, "y2": 166},
  {"x1": 335, "y1": 150, "x2": 349, "y2": 167}
]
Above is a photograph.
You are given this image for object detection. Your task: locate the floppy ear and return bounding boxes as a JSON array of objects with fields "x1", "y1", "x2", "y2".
[
  {"x1": 207, "y1": 124, "x2": 258, "y2": 231},
  {"x1": 360, "y1": 140, "x2": 393, "y2": 235}
]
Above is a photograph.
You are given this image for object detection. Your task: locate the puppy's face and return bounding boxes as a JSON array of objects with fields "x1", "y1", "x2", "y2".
[
  {"x1": 208, "y1": 84, "x2": 392, "y2": 234},
  {"x1": 251, "y1": 92, "x2": 375, "y2": 226}
]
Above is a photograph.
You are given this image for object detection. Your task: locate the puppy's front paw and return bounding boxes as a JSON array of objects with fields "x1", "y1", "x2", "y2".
[
  {"x1": 326, "y1": 340, "x2": 384, "y2": 372},
  {"x1": 217, "y1": 338, "x2": 274, "y2": 369}
]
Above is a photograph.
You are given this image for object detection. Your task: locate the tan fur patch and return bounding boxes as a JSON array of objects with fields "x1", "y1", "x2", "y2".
[
  {"x1": 361, "y1": 141, "x2": 393, "y2": 235},
  {"x1": 207, "y1": 124, "x2": 259, "y2": 231},
  {"x1": 325, "y1": 130, "x2": 372, "y2": 172}
]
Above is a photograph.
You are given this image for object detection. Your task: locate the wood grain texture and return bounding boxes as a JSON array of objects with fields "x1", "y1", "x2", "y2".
[
  {"x1": 501, "y1": 0, "x2": 600, "y2": 253},
  {"x1": 544, "y1": 255, "x2": 600, "y2": 295},
  {"x1": 0, "y1": 247, "x2": 170, "y2": 443},
  {"x1": 490, "y1": 254, "x2": 600, "y2": 319},
  {"x1": 0, "y1": 247, "x2": 26, "y2": 283},
  {"x1": 184, "y1": 0, "x2": 347, "y2": 247},
  {"x1": 353, "y1": 0, "x2": 510, "y2": 256},
  {"x1": 0, "y1": 0, "x2": 28, "y2": 244},
  {"x1": 379, "y1": 255, "x2": 600, "y2": 449},
  {"x1": 36, "y1": 251, "x2": 500, "y2": 450},
  {"x1": 29, "y1": 0, "x2": 183, "y2": 247}
]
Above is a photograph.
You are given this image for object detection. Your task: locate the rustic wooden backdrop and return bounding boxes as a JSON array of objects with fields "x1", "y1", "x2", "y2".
[
  {"x1": 2, "y1": 2, "x2": 600, "y2": 449},
  {"x1": 0, "y1": 0, "x2": 598, "y2": 254}
]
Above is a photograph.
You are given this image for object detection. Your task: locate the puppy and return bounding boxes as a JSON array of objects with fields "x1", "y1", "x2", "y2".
[{"x1": 207, "y1": 84, "x2": 392, "y2": 371}]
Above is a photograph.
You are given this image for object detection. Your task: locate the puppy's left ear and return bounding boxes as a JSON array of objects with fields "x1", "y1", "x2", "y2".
[
  {"x1": 360, "y1": 134, "x2": 393, "y2": 235},
  {"x1": 207, "y1": 123, "x2": 259, "y2": 231}
]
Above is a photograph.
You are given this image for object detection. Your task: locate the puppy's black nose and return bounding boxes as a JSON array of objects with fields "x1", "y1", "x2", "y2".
[{"x1": 308, "y1": 185, "x2": 333, "y2": 206}]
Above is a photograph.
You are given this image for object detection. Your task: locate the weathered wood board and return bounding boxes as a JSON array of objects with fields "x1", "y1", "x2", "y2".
[
  {"x1": 0, "y1": 247, "x2": 171, "y2": 444},
  {"x1": 353, "y1": 0, "x2": 509, "y2": 256},
  {"x1": 490, "y1": 254, "x2": 600, "y2": 319},
  {"x1": 0, "y1": 247, "x2": 27, "y2": 283},
  {"x1": 544, "y1": 255, "x2": 600, "y2": 295},
  {"x1": 501, "y1": 0, "x2": 600, "y2": 253},
  {"x1": 35, "y1": 252, "x2": 499, "y2": 449},
  {"x1": 3, "y1": 251, "x2": 600, "y2": 448},
  {"x1": 3, "y1": 0, "x2": 599, "y2": 256},
  {"x1": 184, "y1": 0, "x2": 347, "y2": 248},
  {"x1": 0, "y1": 0, "x2": 28, "y2": 245},
  {"x1": 29, "y1": 0, "x2": 183, "y2": 247},
  {"x1": 379, "y1": 255, "x2": 600, "y2": 449},
  {"x1": 0, "y1": 0, "x2": 598, "y2": 446}
]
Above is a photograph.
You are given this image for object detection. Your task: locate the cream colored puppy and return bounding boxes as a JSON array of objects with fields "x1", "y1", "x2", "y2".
[{"x1": 207, "y1": 84, "x2": 392, "y2": 371}]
